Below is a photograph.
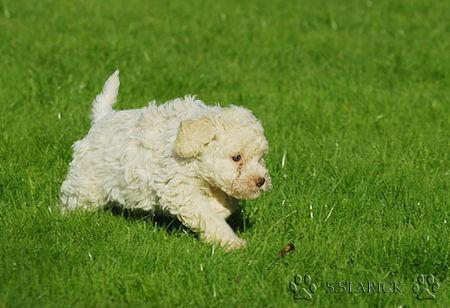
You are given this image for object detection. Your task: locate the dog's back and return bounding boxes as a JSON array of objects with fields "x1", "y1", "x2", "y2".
[{"x1": 61, "y1": 72, "x2": 220, "y2": 212}]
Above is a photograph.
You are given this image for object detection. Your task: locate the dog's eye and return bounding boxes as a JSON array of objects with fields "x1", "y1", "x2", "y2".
[{"x1": 232, "y1": 155, "x2": 241, "y2": 162}]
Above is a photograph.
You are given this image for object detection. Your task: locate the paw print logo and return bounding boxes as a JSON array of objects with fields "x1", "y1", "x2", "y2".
[
  {"x1": 289, "y1": 274, "x2": 317, "y2": 300},
  {"x1": 412, "y1": 274, "x2": 440, "y2": 300}
]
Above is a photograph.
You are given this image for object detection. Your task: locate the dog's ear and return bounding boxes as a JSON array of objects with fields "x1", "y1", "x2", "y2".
[{"x1": 175, "y1": 117, "x2": 216, "y2": 158}]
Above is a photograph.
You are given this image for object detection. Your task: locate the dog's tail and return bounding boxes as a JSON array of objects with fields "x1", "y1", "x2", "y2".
[{"x1": 90, "y1": 70, "x2": 120, "y2": 123}]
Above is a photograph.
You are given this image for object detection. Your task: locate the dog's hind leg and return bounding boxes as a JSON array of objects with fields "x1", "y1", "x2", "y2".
[{"x1": 60, "y1": 178, "x2": 107, "y2": 213}]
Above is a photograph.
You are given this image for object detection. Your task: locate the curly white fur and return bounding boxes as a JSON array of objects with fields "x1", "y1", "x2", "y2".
[{"x1": 61, "y1": 70, "x2": 271, "y2": 250}]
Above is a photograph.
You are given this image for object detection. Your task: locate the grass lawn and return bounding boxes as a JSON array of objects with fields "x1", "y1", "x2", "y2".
[{"x1": 0, "y1": 0, "x2": 449, "y2": 306}]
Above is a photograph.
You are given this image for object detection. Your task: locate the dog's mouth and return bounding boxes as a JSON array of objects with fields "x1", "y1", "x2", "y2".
[
  {"x1": 240, "y1": 190, "x2": 263, "y2": 200},
  {"x1": 230, "y1": 176, "x2": 271, "y2": 200}
]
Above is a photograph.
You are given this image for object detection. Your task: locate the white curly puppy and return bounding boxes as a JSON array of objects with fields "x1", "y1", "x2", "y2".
[{"x1": 61, "y1": 70, "x2": 271, "y2": 250}]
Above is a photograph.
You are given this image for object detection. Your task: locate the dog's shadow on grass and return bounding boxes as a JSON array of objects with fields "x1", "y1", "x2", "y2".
[{"x1": 107, "y1": 203, "x2": 251, "y2": 234}]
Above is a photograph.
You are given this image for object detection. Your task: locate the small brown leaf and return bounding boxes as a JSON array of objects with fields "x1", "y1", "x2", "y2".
[{"x1": 280, "y1": 243, "x2": 295, "y2": 258}]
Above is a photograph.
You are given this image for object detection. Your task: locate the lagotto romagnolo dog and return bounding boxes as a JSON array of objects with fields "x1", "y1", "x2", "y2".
[{"x1": 61, "y1": 70, "x2": 271, "y2": 250}]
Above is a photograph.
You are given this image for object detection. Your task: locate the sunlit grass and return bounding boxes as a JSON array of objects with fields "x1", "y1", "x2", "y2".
[{"x1": 0, "y1": 0, "x2": 448, "y2": 306}]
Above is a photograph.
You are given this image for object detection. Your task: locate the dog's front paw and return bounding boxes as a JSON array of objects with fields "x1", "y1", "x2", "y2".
[{"x1": 225, "y1": 237, "x2": 247, "y2": 252}]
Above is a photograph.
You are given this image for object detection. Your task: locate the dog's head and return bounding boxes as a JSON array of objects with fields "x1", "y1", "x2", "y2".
[{"x1": 175, "y1": 105, "x2": 271, "y2": 199}]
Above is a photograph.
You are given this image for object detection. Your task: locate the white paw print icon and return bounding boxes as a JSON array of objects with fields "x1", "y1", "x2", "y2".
[{"x1": 412, "y1": 274, "x2": 440, "y2": 300}]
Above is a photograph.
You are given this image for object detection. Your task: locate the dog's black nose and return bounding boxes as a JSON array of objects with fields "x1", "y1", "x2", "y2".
[{"x1": 256, "y1": 177, "x2": 265, "y2": 188}]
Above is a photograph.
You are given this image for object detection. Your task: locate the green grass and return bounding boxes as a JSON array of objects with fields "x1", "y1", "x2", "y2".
[{"x1": 0, "y1": 0, "x2": 449, "y2": 306}]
